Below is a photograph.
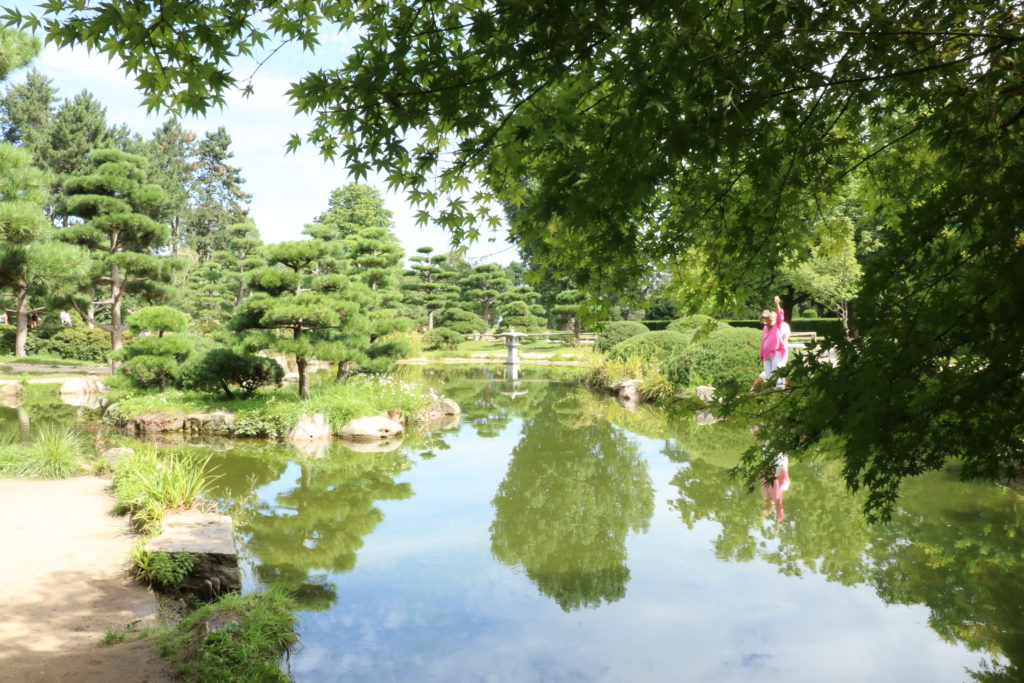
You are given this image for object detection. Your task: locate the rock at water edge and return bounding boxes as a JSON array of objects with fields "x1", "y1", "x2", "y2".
[{"x1": 339, "y1": 416, "x2": 405, "y2": 441}]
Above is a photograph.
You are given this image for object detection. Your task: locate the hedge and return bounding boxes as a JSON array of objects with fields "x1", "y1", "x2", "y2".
[
  {"x1": 665, "y1": 326, "x2": 762, "y2": 390},
  {"x1": 726, "y1": 318, "x2": 845, "y2": 341},
  {"x1": 595, "y1": 321, "x2": 649, "y2": 352},
  {"x1": 608, "y1": 330, "x2": 690, "y2": 366}
]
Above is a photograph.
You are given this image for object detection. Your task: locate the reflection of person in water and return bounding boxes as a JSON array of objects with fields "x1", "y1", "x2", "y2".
[{"x1": 761, "y1": 453, "x2": 790, "y2": 522}]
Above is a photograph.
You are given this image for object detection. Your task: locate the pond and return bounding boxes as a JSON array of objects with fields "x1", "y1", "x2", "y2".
[{"x1": 3, "y1": 367, "x2": 1022, "y2": 682}]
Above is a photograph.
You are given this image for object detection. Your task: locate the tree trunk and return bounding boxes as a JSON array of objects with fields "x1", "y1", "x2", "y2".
[
  {"x1": 14, "y1": 285, "x2": 29, "y2": 357},
  {"x1": 427, "y1": 309, "x2": 435, "y2": 331},
  {"x1": 297, "y1": 356, "x2": 310, "y2": 400},
  {"x1": 336, "y1": 360, "x2": 353, "y2": 383},
  {"x1": 110, "y1": 265, "x2": 124, "y2": 351}
]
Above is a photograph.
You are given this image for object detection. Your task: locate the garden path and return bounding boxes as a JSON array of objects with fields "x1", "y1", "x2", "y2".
[{"x1": 0, "y1": 476, "x2": 174, "y2": 682}]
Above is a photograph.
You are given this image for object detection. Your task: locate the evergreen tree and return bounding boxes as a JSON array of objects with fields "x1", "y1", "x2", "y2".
[
  {"x1": 552, "y1": 289, "x2": 585, "y2": 343},
  {"x1": 0, "y1": 27, "x2": 38, "y2": 81},
  {"x1": 305, "y1": 184, "x2": 411, "y2": 380},
  {"x1": 0, "y1": 69, "x2": 57, "y2": 161},
  {"x1": 459, "y1": 263, "x2": 508, "y2": 326},
  {"x1": 145, "y1": 120, "x2": 199, "y2": 258},
  {"x1": 404, "y1": 246, "x2": 459, "y2": 330},
  {"x1": 218, "y1": 221, "x2": 265, "y2": 306},
  {"x1": 58, "y1": 148, "x2": 171, "y2": 351},
  {"x1": 184, "y1": 127, "x2": 250, "y2": 260},
  {"x1": 233, "y1": 240, "x2": 362, "y2": 400},
  {"x1": 498, "y1": 284, "x2": 546, "y2": 331}
]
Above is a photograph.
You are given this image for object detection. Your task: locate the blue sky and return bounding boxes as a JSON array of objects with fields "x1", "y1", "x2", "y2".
[{"x1": 6, "y1": 20, "x2": 516, "y2": 264}]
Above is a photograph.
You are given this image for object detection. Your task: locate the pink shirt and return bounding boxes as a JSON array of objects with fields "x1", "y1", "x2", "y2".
[{"x1": 759, "y1": 306, "x2": 786, "y2": 360}]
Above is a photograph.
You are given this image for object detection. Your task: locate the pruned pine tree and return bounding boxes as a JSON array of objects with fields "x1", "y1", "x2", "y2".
[
  {"x1": 233, "y1": 240, "x2": 363, "y2": 400},
  {"x1": 459, "y1": 263, "x2": 508, "y2": 326},
  {"x1": 404, "y1": 246, "x2": 459, "y2": 331},
  {"x1": 59, "y1": 148, "x2": 172, "y2": 351},
  {"x1": 552, "y1": 289, "x2": 586, "y2": 343}
]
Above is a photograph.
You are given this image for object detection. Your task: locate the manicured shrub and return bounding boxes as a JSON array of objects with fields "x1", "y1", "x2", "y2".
[
  {"x1": 436, "y1": 307, "x2": 488, "y2": 334},
  {"x1": 423, "y1": 326, "x2": 463, "y2": 351},
  {"x1": 178, "y1": 348, "x2": 285, "y2": 399},
  {"x1": 800, "y1": 309, "x2": 819, "y2": 319},
  {"x1": 126, "y1": 306, "x2": 190, "y2": 335},
  {"x1": 595, "y1": 321, "x2": 649, "y2": 352},
  {"x1": 117, "y1": 335, "x2": 196, "y2": 389},
  {"x1": 666, "y1": 314, "x2": 721, "y2": 338},
  {"x1": 608, "y1": 330, "x2": 690, "y2": 366},
  {"x1": 665, "y1": 325, "x2": 761, "y2": 390},
  {"x1": 38, "y1": 326, "x2": 113, "y2": 362}
]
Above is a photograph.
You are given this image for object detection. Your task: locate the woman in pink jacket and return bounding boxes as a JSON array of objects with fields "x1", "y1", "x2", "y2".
[{"x1": 752, "y1": 295, "x2": 786, "y2": 390}]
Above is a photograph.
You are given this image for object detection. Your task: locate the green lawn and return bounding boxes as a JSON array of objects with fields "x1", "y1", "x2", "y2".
[{"x1": 0, "y1": 354, "x2": 103, "y2": 367}]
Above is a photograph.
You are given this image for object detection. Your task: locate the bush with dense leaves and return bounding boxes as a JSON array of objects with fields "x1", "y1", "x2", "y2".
[
  {"x1": 423, "y1": 326, "x2": 463, "y2": 351},
  {"x1": 178, "y1": 348, "x2": 285, "y2": 399},
  {"x1": 595, "y1": 321, "x2": 649, "y2": 352},
  {"x1": 116, "y1": 335, "x2": 195, "y2": 389},
  {"x1": 436, "y1": 307, "x2": 488, "y2": 334},
  {"x1": 665, "y1": 326, "x2": 762, "y2": 390},
  {"x1": 607, "y1": 330, "x2": 690, "y2": 367},
  {"x1": 800, "y1": 309, "x2": 819, "y2": 319},
  {"x1": 666, "y1": 314, "x2": 721, "y2": 337},
  {"x1": 39, "y1": 326, "x2": 113, "y2": 362}
]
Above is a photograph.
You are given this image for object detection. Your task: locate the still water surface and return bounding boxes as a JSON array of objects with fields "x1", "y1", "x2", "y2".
[{"x1": 3, "y1": 367, "x2": 1022, "y2": 682}]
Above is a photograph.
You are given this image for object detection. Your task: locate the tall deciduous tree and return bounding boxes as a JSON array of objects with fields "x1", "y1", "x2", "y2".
[{"x1": 59, "y1": 148, "x2": 171, "y2": 351}]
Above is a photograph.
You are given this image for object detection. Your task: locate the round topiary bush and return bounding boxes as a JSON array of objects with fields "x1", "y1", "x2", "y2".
[
  {"x1": 666, "y1": 314, "x2": 720, "y2": 336},
  {"x1": 436, "y1": 307, "x2": 488, "y2": 335},
  {"x1": 800, "y1": 309, "x2": 819, "y2": 319},
  {"x1": 595, "y1": 321, "x2": 649, "y2": 352},
  {"x1": 178, "y1": 348, "x2": 285, "y2": 398},
  {"x1": 423, "y1": 326, "x2": 463, "y2": 351},
  {"x1": 665, "y1": 326, "x2": 761, "y2": 390},
  {"x1": 608, "y1": 330, "x2": 691, "y2": 366}
]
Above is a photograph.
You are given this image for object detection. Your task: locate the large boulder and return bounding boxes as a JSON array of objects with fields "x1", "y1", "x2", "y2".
[
  {"x1": 185, "y1": 411, "x2": 236, "y2": 435},
  {"x1": 145, "y1": 512, "x2": 240, "y2": 598},
  {"x1": 288, "y1": 414, "x2": 331, "y2": 441},
  {"x1": 612, "y1": 379, "x2": 643, "y2": 404},
  {"x1": 339, "y1": 416, "x2": 405, "y2": 441},
  {"x1": 59, "y1": 375, "x2": 105, "y2": 395},
  {"x1": 428, "y1": 397, "x2": 461, "y2": 418},
  {"x1": 134, "y1": 413, "x2": 184, "y2": 433}
]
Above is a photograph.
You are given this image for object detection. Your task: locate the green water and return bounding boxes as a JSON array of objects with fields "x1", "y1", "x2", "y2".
[{"x1": 3, "y1": 367, "x2": 1023, "y2": 682}]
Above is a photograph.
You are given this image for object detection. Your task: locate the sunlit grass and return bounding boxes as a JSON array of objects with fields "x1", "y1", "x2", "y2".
[
  {"x1": 0, "y1": 425, "x2": 91, "y2": 479},
  {"x1": 112, "y1": 447, "x2": 218, "y2": 533}
]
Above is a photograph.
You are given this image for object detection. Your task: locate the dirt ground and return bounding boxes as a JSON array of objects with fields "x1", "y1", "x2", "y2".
[{"x1": 0, "y1": 476, "x2": 176, "y2": 682}]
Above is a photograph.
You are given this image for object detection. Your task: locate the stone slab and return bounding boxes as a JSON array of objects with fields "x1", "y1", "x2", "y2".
[{"x1": 146, "y1": 512, "x2": 237, "y2": 556}]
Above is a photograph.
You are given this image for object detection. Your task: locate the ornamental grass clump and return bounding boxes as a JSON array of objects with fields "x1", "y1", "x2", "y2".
[
  {"x1": 113, "y1": 447, "x2": 218, "y2": 534},
  {"x1": 0, "y1": 426, "x2": 90, "y2": 479}
]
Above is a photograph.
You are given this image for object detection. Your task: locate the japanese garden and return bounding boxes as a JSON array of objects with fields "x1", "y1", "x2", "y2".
[{"x1": 1, "y1": 2, "x2": 1022, "y2": 681}]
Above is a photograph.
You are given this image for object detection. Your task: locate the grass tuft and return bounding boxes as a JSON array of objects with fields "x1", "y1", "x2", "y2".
[
  {"x1": 0, "y1": 425, "x2": 90, "y2": 479},
  {"x1": 159, "y1": 589, "x2": 297, "y2": 682}
]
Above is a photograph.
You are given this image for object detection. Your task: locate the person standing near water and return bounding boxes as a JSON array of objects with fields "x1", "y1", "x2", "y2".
[{"x1": 752, "y1": 295, "x2": 786, "y2": 390}]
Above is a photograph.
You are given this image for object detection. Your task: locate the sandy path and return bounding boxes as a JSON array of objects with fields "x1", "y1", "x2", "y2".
[{"x1": 0, "y1": 477, "x2": 175, "y2": 682}]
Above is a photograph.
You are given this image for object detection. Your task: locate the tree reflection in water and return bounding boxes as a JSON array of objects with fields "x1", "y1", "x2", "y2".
[
  {"x1": 238, "y1": 446, "x2": 415, "y2": 611},
  {"x1": 490, "y1": 388, "x2": 654, "y2": 611},
  {"x1": 662, "y1": 413, "x2": 1024, "y2": 681}
]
